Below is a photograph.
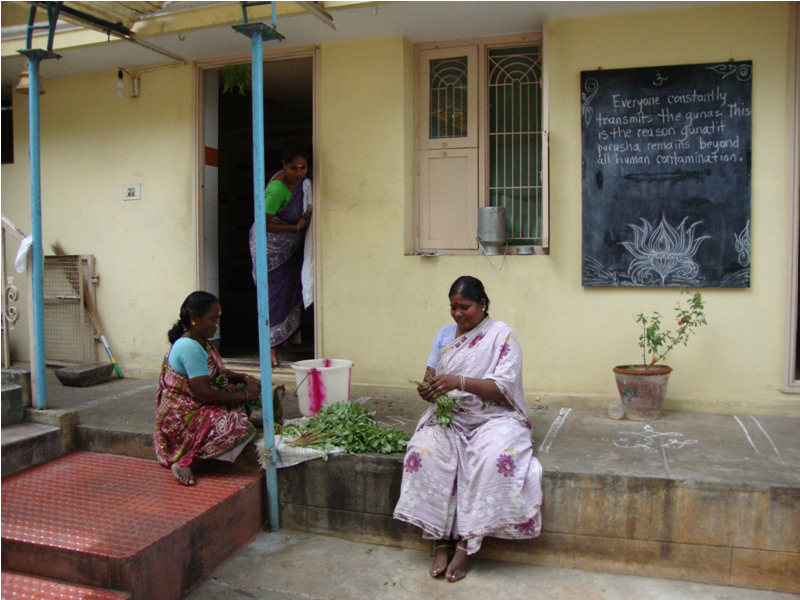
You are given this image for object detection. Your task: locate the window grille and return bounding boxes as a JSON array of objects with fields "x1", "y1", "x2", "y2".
[
  {"x1": 488, "y1": 46, "x2": 543, "y2": 245},
  {"x1": 43, "y1": 255, "x2": 97, "y2": 365},
  {"x1": 429, "y1": 56, "x2": 469, "y2": 139}
]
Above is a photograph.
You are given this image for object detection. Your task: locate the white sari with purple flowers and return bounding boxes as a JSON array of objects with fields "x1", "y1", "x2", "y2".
[{"x1": 393, "y1": 317, "x2": 543, "y2": 555}]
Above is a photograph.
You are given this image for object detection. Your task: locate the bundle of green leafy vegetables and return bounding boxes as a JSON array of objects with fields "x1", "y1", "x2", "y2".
[
  {"x1": 410, "y1": 379, "x2": 461, "y2": 427},
  {"x1": 275, "y1": 401, "x2": 411, "y2": 456},
  {"x1": 213, "y1": 374, "x2": 261, "y2": 412}
]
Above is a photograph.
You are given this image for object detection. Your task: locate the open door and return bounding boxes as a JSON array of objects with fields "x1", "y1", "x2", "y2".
[{"x1": 202, "y1": 56, "x2": 315, "y2": 369}]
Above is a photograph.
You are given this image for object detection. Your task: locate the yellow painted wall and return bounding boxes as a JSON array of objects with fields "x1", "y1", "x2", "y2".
[
  {"x1": 317, "y1": 5, "x2": 798, "y2": 414},
  {"x1": 2, "y1": 3, "x2": 796, "y2": 414},
  {"x1": 2, "y1": 65, "x2": 197, "y2": 376}
]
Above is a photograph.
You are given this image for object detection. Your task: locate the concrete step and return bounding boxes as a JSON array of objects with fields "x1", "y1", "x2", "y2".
[
  {"x1": 1, "y1": 422, "x2": 63, "y2": 477},
  {"x1": 1, "y1": 451, "x2": 264, "y2": 600},
  {"x1": 75, "y1": 424, "x2": 265, "y2": 477},
  {"x1": 2, "y1": 570, "x2": 131, "y2": 600},
  {"x1": 1, "y1": 368, "x2": 31, "y2": 409},
  {"x1": 2, "y1": 383, "x2": 24, "y2": 426},
  {"x1": 276, "y1": 409, "x2": 800, "y2": 596}
]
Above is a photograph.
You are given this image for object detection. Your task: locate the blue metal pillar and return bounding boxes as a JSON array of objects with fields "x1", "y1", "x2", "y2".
[
  {"x1": 233, "y1": 6, "x2": 284, "y2": 533},
  {"x1": 23, "y1": 51, "x2": 49, "y2": 410},
  {"x1": 19, "y1": 3, "x2": 61, "y2": 410}
]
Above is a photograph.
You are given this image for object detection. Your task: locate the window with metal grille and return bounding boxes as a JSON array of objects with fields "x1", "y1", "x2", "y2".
[
  {"x1": 488, "y1": 46, "x2": 543, "y2": 246},
  {"x1": 415, "y1": 34, "x2": 548, "y2": 254},
  {"x1": 429, "y1": 57, "x2": 469, "y2": 140}
]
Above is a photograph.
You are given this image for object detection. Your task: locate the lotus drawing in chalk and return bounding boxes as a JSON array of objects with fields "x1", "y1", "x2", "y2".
[{"x1": 621, "y1": 216, "x2": 710, "y2": 286}]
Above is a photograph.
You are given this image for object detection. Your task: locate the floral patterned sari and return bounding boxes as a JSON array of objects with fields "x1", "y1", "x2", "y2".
[
  {"x1": 154, "y1": 342, "x2": 255, "y2": 469},
  {"x1": 393, "y1": 317, "x2": 543, "y2": 555},
  {"x1": 249, "y1": 171, "x2": 306, "y2": 347}
]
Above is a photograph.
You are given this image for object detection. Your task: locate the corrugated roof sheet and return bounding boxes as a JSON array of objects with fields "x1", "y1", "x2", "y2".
[{"x1": 57, "y1": 2, "x2": 165, "y2": 32}]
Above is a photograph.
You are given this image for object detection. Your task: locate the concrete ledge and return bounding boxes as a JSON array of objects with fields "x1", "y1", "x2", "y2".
[
  {"x1": 276, "y1": 452, "x2": 800, "y2": 594},
  {"x1": 76, "y1": 425, "x2": 155, "y2": 460},
  {"x1": 25, "y1": 408, "x2": 79, "y2": 454},
  {"x1": 1, "y1": 369, "x2": 31, "y2": 408},
  {"x1": 0, "y1": 423, "x2": 62, "y2": 477},
  {"x1": 2, "y1": 384, "x2": 24, "y2": 426},
  {"x1": 75, "y1": 426, "x2": 265, "y2": 477}
]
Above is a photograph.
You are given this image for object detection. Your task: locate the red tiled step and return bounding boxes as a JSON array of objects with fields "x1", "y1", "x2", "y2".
[
  {"x1": 2, "y1": 452, "x2": 264, "y2": 600},
  {"x1": 1, "y1": 571, "x2": 131, "y2": 599}
]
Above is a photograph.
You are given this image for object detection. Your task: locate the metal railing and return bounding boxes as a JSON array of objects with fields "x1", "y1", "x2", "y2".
[{"x1": 1, "y1": 214, "x2": 34, "y2": 376}]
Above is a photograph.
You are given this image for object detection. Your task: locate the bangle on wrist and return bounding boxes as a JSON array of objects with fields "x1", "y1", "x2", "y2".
[
  {"x1": 460, "y1": 375, "x2": 466, "y2": 391},
  {"x1": 244, "y1": 389, "x2": 250, "y2": 402}
]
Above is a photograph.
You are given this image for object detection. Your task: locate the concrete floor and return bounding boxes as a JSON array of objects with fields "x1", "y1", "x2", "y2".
[
  {"x1": 37, "y1": 370, "x2": 800, "y2": 489},
  {"x1": 27, "y1": 369, "x2": 800, "y2": 598},
  {"x1": 185, "y1": 530, "x2": 799, "y2": 600}
]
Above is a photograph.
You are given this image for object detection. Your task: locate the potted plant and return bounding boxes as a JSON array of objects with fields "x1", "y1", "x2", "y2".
[{"x1": 612, "y1": 290, "x2": 707, "y2": 421}]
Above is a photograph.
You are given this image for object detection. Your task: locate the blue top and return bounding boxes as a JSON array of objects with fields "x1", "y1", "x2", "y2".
[
  {"x1": 427, "y1": 324, "x2": 458, "y2": 369},
  {"x1": 168, "y1": 338, "x2": 209, "y2": 379}
]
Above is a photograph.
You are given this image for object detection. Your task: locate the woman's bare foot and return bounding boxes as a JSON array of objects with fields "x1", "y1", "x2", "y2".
[
  {"x1": 429, "y1": 542, "x2": 451, "y2": 577},
  {"x1": 445, "y1": 541, "x2": 468, "y2": 582},
  {"x1": 270, "y1": 347, "x2": 279, "y2": 368},
  {"x1": 171, "y1": 462, "x2": 195, "y2": 486}
]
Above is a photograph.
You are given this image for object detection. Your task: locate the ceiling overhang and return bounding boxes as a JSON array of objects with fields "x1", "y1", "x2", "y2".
[{"x1": 1, "y1": 1, "x2": 734, "y2": 100}]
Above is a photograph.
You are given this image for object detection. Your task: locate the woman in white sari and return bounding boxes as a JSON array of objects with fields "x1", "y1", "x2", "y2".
[{"x1": 393, "y1": 276, "x2": 543, "y2": 582}]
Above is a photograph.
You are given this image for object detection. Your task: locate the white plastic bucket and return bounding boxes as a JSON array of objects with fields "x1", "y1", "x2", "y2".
[{"x1": 291, "y1": 359, "x2": 354, "y2": 417}]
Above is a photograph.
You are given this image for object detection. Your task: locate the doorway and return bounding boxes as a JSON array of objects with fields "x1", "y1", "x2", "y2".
[{"x1": 203, "y1": 57, "x2": 315, "y2": 367}]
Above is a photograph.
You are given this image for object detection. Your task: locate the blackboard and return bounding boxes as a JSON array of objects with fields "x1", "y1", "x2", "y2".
[{"x1": 581, "y1": 61, "x2": 752, "y2": 287}]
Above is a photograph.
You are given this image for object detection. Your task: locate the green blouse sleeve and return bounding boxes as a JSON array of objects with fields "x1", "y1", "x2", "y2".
[{"x1": 264, "y1": 180, "x2": 292, "y2": 215}]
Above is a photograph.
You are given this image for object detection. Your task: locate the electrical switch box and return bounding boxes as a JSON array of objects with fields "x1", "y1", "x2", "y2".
[{"x1": 123, "y1": 184, "x2": 141, "y2": 201}]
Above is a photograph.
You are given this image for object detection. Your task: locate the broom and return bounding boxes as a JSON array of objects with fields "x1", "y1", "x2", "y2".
[{"x1": 51, "y1": 241, "x2": 124, "y2": 378}]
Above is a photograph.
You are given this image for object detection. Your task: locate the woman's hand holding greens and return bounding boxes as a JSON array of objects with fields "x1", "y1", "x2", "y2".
[
  {"x1": 243, "y1": 378, "x2": 261, "y2": 396},
  {"x1": 426, "y1": 374, "x2": 461, "y2": 397},
  {"x1": 417, "y1": 382, "x2": 436, "y2": 403}
]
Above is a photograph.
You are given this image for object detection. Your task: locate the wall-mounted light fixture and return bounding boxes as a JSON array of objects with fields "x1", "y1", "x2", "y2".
[{"x1": 117, "y1": 67, "x2": 138, "y2": 99}]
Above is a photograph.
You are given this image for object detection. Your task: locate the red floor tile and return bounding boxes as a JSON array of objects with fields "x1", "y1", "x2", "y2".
[
  {"x1": 1, "y1": 452, "x2": 260, "y2": 560},
  {"x1": 1, "y1": 572, "x2": 131, "y2": 599}
]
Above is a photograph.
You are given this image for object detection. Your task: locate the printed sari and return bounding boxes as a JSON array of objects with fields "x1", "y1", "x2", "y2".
[
  {"x1": 154, "y1": 342, "x2": 255, "y2": 469},
  {"x1": 249, "y1": 171, "x2": 306, "y2": 347},
  {"x1": 393, "y1": 317, "x2": 543, "y2": 555}
]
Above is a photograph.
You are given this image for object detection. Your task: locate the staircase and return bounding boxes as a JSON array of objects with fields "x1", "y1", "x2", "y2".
[{"x1": 1, "y1": 372, "x2": 266, "y2": 600}]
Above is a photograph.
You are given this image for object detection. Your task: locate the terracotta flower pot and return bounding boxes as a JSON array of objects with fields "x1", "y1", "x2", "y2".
[{"x1": 612, "y1": 364, "x2": 673, "y2": 421}]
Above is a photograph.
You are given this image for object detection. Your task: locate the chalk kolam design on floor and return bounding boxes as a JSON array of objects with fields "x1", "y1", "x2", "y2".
[{"x1": 604, "y1": 424, "x2": 698, "y2": 453}]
